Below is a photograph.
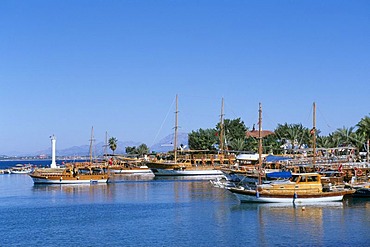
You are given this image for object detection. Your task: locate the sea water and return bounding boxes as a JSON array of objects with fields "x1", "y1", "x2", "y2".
[{"x1": 0, "y1": 161, "x2": 369, "y2": 247}]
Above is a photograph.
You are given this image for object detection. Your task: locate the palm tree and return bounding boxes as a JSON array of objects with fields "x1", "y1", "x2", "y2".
[
  {"x1": 109, "y1": 137, "x2": 118, "y2": 155},
  {"x1": 137, "y1": 144, "x2": 149, "y2": 156},
  {"x1": 350, "y1": 132, "x2": 366, "y2": 153},
  {"x1": 229, "y1": 138, "x2": 247, "y2": 151},
  {"x1": 357, "y1": 114, "x2": 370, "y2": 162},
  {"x1": 316, "y1": 135, "x2": 331, "y2": 148},
  {"x1": 332, "y1": 126, "x2": 356, "y2": 147},
  {"x1": 274, "y1": 123, "x2": 311, "y2": 151}
]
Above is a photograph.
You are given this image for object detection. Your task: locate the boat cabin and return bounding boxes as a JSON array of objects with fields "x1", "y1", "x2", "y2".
[
  {"x1": 291, "y1": 173, "x2": 320, "y2": 183},
  {"x1": 260, "y1": 173, "x2": 324, "y2": 194}
]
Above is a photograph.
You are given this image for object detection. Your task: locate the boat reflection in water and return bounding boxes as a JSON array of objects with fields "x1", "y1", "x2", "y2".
[
  {"x1": 32, "y1": 183, "x2": 114, "y2": 203},
  {"x1": 231, "y1": 201, "x2": 346, "y2": 246},
  {"x1": 111, "y1": 173, "x2": 155, "y2": 183}
]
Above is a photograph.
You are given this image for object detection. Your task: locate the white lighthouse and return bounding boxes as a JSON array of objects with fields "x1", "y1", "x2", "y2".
[{"x1": 50, "y1": 135, "x2": 57, "y2": 168}]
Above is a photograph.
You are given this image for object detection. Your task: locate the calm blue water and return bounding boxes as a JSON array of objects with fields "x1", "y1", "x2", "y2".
[{"x1": 0, "y1": 160, "x2": 369, "y2": 247}]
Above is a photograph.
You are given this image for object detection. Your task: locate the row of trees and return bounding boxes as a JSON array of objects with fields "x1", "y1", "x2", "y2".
[
  {"x1": 188, "y1": 115, "x2": 370, "y2": 155},
  {"x1": 108, "y1": 137, "x2": 149, "y2": 156},
  {"x1": 106, "y1": 114, "x2": 369, "y2": 157}
]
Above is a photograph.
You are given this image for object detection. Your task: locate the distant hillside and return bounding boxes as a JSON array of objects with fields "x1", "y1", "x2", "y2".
[
  {"x1": 51, "y1": 133, "x2": 189, "y2": 156},
  {"x1": 3, "y1": 133, "x2": 189, "y2": 157},
  {"x1": 150, "y1": 132, "x2": 189, "y2": 153},
  {"x1": 34, "y1": 141, "x2": 142, "y2": 157}
]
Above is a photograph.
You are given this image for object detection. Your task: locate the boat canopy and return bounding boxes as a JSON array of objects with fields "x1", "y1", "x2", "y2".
[
  {"x1": 266, "y1": 171, "x2": 292, "y2": 179},
  {"x1": 265, "y1": 155, "x2": 292, "y2": 163},
  {"x1": 236, "y1": 153, "x2": 260, "y2": 161}
]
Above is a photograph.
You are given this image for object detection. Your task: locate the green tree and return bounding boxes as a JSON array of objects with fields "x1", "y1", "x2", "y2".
[
  {"x1": 137, "y1": 144, "x2": 149, "y2": 156},
  {"x1": 215, "y1": 118, "x2": 248, "y2": 150},
  {"x1": 109, "y1": 137, "x2": 118, "y2": 155},
  {"x1": 188, "y1": 128, "x2": 218, "y2": 150},
  {"x1": 332, "y1": 126, "x2": 356, "y2": 147},
  {"x1": 274, "y1": 123, "x2": 312, "y2": 150},
  {"x1": 125, "y1": 144, "x2": 149, "y2": 156},
  {"x1": 125, "y1": 146, "x2": 137, "y2": 154},
  {"x1": 350, "y1": 132, "x2": 366, "y2": 152},
  {"x1": 229, "y1": 138, "x2": 247, "y2": 151},
  {"x1": 317, "y1": 135, "x2": 332, "y2": 148},
  {"x1": 263, "y1": 133, "x2": 280, "y2": 154},
  {"x1": 357, "y1": 115, "x2": 370, "y2": 138},
  {"x1": 356, "y1": 116, "x2": 370, "y2": 158}
]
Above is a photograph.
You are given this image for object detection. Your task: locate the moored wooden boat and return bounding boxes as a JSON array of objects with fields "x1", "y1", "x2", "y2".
[
  {"x1": 107, "y1": 156, "x2": 152, "y2": 174},
  {"x1": 29, "y1": 129, "x2": 110, "y2": 184},
  {"x1": 110, "y1": 165, "x2": 151, "y2": 174},
  {"x1": 227, "y1": 172, "x2": 355, "y2": 203},
  {"x1": 146, "y1": 158, "x2": 225, "y2": 176},
  {"x1": 352, "y1": 187, "x2": 370, "y2": 197},
  {"x1": 29, "y1": 164, "x2": 110, "y2": 184},
  {"x1": 147, "y1": 95, "x2": 231, "y2": 177},
  {"x1": 11, "y1": 164, "x2": 33, "y2": 174},
  {"x1": 227, "y1": 103, "x2": 355, "y2": 203}
]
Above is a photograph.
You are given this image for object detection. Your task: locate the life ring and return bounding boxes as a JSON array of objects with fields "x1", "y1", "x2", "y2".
[{"x1": 355, "y1": 167, "x2": 363, "y2": 176}]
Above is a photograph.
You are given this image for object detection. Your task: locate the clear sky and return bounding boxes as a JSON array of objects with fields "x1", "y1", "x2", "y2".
[{"x1": 0, "y1": 0, "x2": 369, "y2": 154}]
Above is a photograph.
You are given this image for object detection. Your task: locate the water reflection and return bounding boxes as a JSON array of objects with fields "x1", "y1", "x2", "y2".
[
  {"x1": 32, "y1": 183, "x2": 108, "y2": 193},
  {"x1": 110, "y1": 173, "x2": 155, "y2": 183},
  {"x1": 109, "y1": 174, "x2": 224, "y2": 183},
  {"x1": 229, "y1": 201, "x2": 347, "y2": 246},
  {"x1": 152, "y1": 175, "x2": 225, "y2": 182}
]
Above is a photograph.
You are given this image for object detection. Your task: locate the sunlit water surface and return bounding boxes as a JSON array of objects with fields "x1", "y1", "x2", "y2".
[{"x1": 0, "y1": 161, "x2": 369, "y2": 247}]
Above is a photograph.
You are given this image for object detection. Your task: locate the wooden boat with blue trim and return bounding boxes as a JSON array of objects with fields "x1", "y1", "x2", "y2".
[
  {"x1": 227, "y1": 172, "x2": 355, "y2": 203},
  {"x1": 227, "y1": 103, "x2": 355, "y2": 203}
]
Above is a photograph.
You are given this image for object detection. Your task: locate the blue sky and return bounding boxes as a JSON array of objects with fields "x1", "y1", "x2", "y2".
[{"x1": 0, "y1": 0, "x2": 369, "y2": 154}]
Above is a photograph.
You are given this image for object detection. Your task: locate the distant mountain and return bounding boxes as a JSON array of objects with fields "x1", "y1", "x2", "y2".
[
  {"x1": 34, "y1": 141, "x2": 142, "y2": 157},
  {"x1": 3, "y1": 133, "x2": 189, "y2": 157},
  {"x1": 150, "y1": 132, "x2": 189, "y2": 153}
]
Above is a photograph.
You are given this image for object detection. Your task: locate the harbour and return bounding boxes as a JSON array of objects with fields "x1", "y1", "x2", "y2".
[
  {"x1": 0, "y1": 160, "x2": 369, "y2": 247},
  {"x1": 1, "y1": 2, "x2": 369, "y2": 246}
]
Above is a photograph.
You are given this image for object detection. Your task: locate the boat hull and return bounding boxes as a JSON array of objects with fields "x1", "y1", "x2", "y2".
[
  {"x1": 11, "y1": 170, "x2": 31, "y2": 174},
  {"x1": 30, "y1": 176, "x2": 108, "y2": 184},
  {"x1": 150, "y1": 168, "x2": 224, "y2": 176},
  {"x1": 228, "y1": 187, "x2": 353, "y2": 203},
  {"x1": 352, "y1": 188, "x2": 370, "y2": 198},
  {"x1": 111, "y1": 169, "x2": 152, "y2": 174}
]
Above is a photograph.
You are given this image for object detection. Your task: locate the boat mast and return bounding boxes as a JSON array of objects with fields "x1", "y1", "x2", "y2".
[
  {"x1": 104, "y1": 131, "x2": 108, "y2": 162},
  {"x1": 219, "y1": 97, "x2": 225, "y2": 153},
  {"x1": 312, "y1": 102, "x2": 316, "y2": 167},
  {"x1": 174, "y1": 94, "x2": 179, "y2": 163},
  {"x1": 258, "y1": 102, "x2": 263, "y2": 185},
  {"x1": 367, "y1": 139, "x2": 369, "y2": 163},
  {"x1": 89, "y1": 126, "x2": 95, "y2": 164}
]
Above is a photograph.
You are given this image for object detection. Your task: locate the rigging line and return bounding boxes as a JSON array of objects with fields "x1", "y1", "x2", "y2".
[
  {"x1": 150, "y1": 96, "x2": 177, "y2": 149},
  {"x1": 294, "y1": 105, "x2": 313, "y2": 148},
  {"x1": 223, "y1": 101, "x2": 242, "y2": 120},
  {"x1": 317, "y1": 106, "x2": 332, "y2": 130},
  {"x1": 263, "y1": 112, "x2": 280, "y2": 131}
]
